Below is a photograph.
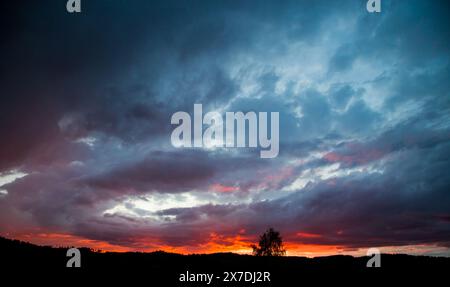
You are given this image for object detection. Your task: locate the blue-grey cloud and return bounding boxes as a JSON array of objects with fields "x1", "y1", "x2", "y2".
[{"x1": 0, "y1": 0, "x2": 449, "y2": 254}]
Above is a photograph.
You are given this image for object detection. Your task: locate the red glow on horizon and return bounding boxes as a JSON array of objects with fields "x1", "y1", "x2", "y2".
[
  {"x1": 6, "y1": 232, "x2": 447, "y2": 257},
  {"x1": 9, "y1": 232, "x2": 342, "y2": 256}
]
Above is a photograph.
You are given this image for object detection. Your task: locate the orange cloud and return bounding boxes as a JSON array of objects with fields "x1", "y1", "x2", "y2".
[
  {"x1": 323, "y1": 148, "x2": 385, "y2": 166},
  {"x1": 210, "y1": 183, "x2": 239, "y2": 193},
  {"x1": 296, "y1": 232, "x2": 323, "y2": 239}
]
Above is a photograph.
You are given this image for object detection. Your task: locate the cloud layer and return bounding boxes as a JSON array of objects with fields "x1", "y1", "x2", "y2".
[{"x1": 0, "y1": 0, "x2": 449, "y2": 256}]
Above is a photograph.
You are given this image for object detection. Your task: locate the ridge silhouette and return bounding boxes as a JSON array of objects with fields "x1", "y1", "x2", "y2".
[{"x1": 1, "y1": 236, "x2": 448, "y2": 284}]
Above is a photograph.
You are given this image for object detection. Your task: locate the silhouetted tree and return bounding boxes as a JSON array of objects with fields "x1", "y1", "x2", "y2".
[{"x1": 251, "y1": 227, "x2": 286, "y2": 256}]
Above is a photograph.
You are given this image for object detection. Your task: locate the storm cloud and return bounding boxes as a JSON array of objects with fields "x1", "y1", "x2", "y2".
[{"x1": 0, "y1": 0, "x2": 449, "y2": 256}]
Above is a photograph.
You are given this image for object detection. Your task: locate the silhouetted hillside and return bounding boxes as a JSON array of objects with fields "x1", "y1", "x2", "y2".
[{"x1": 1, "y1": 236, "x2": 448, "y2": 284}]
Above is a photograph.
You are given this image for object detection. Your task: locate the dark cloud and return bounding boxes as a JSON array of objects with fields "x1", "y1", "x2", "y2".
[{"x1": 83, "y1": 151, "x2": 217, "y2": 193}]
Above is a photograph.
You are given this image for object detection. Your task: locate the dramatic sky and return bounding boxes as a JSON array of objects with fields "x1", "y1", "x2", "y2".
[{"x1": 1, "y1": 0, "x2": 449, "y2": 256}]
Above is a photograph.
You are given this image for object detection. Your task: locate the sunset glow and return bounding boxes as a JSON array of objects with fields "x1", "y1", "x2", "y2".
[{"x1": 1, "y1": 0, "x2": 450, "y2": 259}]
